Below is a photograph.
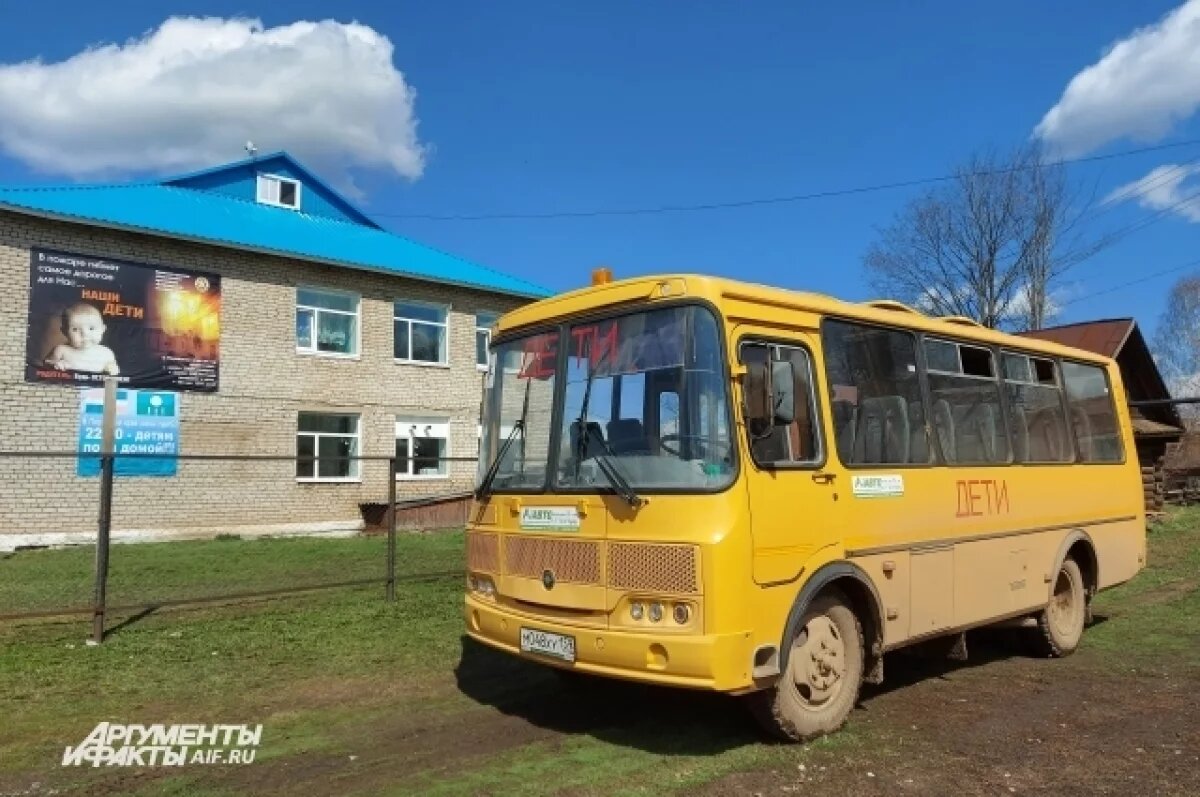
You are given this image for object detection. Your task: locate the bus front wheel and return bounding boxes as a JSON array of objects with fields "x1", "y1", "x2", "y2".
[
  {"x1": 1033, "y1": 558, "x2": 1087, "y2": 657},
  {"x1": 750, "y1": 591, "x2": 864, "y2": 742}
]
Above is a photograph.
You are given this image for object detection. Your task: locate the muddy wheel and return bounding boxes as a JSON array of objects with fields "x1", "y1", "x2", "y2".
[
  {"x1": 1033, "y1": 558, "x2": 1086, "y2": 657},
  {"x1": 749, "y1": 592, "x2": 863, "y2": 742}
]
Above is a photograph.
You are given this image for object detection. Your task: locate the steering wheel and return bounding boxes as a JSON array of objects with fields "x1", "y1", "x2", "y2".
[{"x1": 658, "y1": 433, "x2": 731, "y2": 460}]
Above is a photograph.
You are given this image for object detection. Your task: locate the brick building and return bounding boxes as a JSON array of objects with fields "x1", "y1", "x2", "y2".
[{"x1": 0, "y1": 152, "x2": 547, "y2": 550}]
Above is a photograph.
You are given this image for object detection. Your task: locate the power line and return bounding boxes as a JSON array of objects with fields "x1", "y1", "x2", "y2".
[
  {"x1": 372, "y1": 137, "x2": 1200, "y2": 222},
  {"x1": 1062, "y1": 256, "x2": 1200, "y2": 307}
]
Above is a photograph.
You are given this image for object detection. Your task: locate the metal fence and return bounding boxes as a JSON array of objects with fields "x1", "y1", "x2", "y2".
[{"x1": 0, "y1": 451, "x2": 478, "y2": 642}]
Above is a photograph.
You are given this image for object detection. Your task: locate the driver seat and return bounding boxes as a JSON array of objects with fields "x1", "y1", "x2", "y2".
[{"x1": 608, "y1": 419, "x2": 651, "y2": 455}]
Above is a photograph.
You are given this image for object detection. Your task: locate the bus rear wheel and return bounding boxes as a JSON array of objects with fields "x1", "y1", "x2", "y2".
[
  {"x1": 750, "y1": 592, "x2": 864, "y2": 742},
  {"x1": 1033, "y1": 558, "x2": 1086, "y2": 657}
]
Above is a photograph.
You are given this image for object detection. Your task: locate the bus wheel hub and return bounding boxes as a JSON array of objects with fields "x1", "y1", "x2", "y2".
[{"x1": 795, "y1": 616, "x2": 844, "y2": 698}]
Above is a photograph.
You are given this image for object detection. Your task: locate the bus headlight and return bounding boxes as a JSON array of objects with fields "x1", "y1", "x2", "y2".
[
  {"x1": 630, "y1": 602, "x2": 645, "y2": 621},
  {"x1": 672, "y1": 603, "x2": 690, "y2": 624},
  {"x1": 648, "y1": 602, "x2": 664, "y2": 623},
  {"x1": 469, "y1": 575, "x2": 496, "y2": 598}
]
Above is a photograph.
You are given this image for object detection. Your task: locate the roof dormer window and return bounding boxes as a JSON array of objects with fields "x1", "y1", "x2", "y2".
[{"x1": 257, "y1": 173, "x2": 301, "y2": 210}]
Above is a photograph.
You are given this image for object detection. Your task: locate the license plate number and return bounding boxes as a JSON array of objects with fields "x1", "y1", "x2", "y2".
[{"x1": 519, "y1": 628, "x2": 576, "y2": 662}]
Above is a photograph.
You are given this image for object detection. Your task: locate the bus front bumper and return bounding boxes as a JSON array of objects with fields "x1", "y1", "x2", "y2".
[{"x1": 464, "y1": 595, "x2": 754, "y2": 692}]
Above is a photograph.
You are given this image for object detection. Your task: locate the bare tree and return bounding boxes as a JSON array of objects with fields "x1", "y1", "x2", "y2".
[
  {"x1": 1153, "y1": 275, "x2": 1200, "y2": 422},
  {"x1": 864, "y1": 143, "x2": 1099, "y2": 331}
]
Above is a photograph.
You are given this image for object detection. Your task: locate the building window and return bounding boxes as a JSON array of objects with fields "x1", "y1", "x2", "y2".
[
  {"x1": 257, "y1": 174, "x2": 302, "y2": 209},
  {"x1": 394, "y1": 301, "x2": 449, "y2": 364},
  {"x1": 296, "y1": 413, "x2": 360, "y2": 481},
  {"x1": 476, "y1": 311, "x2": 499, "y2": 368},
  {"x1": 396, "y1": 417, "x2": 450, "y2": 478},
  {"x1": 296, "y1": 288, "x2": 359, "y2": 356}
]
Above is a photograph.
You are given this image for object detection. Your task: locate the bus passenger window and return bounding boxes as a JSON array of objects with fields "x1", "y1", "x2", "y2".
[
  {"x1": 740, "y1": 342, "x2": 820, "y2": 465},
  {"x1": 1062, "y1": 362, "x2": 1124, "y2": 463},
  {"x1": 821, "y1": 321, "x2": 929, "y2": 466},
  {"x1": 1001, "y1": 352, "x2": 1071, "y2": 463},
  {"x1": 924, "y1": 339, "x2": 1009, "y2": 464}
]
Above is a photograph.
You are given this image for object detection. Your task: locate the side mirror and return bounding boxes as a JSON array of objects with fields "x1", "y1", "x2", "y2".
[{"x1": 744, "y1": 360, "x2": 796, "y2": 427}]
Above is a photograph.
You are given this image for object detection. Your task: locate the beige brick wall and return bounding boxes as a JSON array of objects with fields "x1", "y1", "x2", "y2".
[{"x1": 0, "y1": 211, "x2": 533, "y2": 546}]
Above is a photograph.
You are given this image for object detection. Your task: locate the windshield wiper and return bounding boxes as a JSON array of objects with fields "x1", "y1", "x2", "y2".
[
  {"x1": 476, "y1": 420, "x2": 524, "y2": 501},
  {"x1": 589, "y1": 436, "x2": 645, "y2": 508},
  {"x1": 477, "y1": 377, "x2": 532, "y2": 501},
  {"x1": 570, "y1": 344, "x2": 643, "y2": 507}
]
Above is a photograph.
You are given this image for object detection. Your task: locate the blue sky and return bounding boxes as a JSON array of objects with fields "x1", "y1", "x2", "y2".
[{"x1": 0, "y1": 1, "x2": 1197, "y2": 337}]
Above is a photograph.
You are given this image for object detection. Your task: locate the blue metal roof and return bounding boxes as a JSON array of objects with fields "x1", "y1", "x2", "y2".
[{"x1": 0, "y1": 155, "x2": 549, "y2": 299}]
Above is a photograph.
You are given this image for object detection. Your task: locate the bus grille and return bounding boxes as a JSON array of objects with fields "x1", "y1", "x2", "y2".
[
  {"x1": 466, "y1": 532, "x2": 500, "y2": 573},
  {"x1": 608, "y1": 543, "x2": 699, "y2": 594},
  {"x1": 505, "y1": 537, "x2": 601, "y2": 584}
]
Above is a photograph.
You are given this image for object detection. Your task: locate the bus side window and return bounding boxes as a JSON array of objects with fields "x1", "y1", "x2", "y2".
[
  {"x1": 924, "y1": 338, "x2": 1009, "y2": 464},
  {"x1": 740, "y1": 342, "x2": 821, "y2": 466},
  {"x1": 821, "y1": 320, "x2": 929, "y2": 466},
  {"x1": 1061, "y1": 362, "x2": 1124, "y2": 463},
  {"x1": 1001, "y1": 352, "x2": 1071, "y2": 463}
]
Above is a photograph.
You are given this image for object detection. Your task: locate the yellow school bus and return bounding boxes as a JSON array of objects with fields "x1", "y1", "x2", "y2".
[{"x1": 465, "y1": 272, "x2": 1145, "y2": 740}]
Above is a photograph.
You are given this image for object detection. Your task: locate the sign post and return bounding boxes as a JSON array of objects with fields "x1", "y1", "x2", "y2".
[{"x1": 90, "y1": 377, "x2": 117, "y2": 645}]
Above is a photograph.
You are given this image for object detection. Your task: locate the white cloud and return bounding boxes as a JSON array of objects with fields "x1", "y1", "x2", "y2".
[
  {"x1": 1035, "y1": 0, "x2": 1200, "y2": 155},
  {"x1": 0, "y1": 17, "x2": 427, "y2": 182},
  {"x1": 1104, "y1": 163, "x2": 1200, "y2": 222},
  {"x1": 914, "y1": 282, "x2": 1064, "y2": 327}
]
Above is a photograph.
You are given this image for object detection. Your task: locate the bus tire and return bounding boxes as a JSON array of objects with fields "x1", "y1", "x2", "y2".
[
  {"x1": 749, "y1": 591, "x2": 864, "y2": 742},
  {"x1": 1033, "y1": 558, "x2": 1086, "y2": 657}
]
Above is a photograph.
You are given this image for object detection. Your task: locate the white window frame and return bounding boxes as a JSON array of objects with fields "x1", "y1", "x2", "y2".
[
  {"x1": 394, "y1": 300, "x2": 450, "y2": 367},
  {"x1": 296, "y1": 413, "x2": 361, "y2": 483},
  {"x1": 257, "y1": 173, "x2": 303, "y2": 210},
  {"x1": 396, "y1": 416, "x2": 451, "y2": 479},
  {"x1": 475, "y1": 311, "x2": 500, "y2": 370},
  {"x1": 296, "y1": 287, "x2": 361, "y2": 359}
]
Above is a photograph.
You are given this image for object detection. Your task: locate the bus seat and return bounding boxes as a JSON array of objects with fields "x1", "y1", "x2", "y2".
[
  {"x1": 908, "y1": 401, "x2": 929, "y2": 464},
  {"x1": 607, "y1": 419, "x2": 651, "y2": 455},
  {"x1": 832, "y1": 400, "x2": 857, "y2": 464},
  {"x1": 1070, "y1": 406, "x2": 1094, "y2": 460},
  {"x1": 1009, "y1": 405, "x2": 1030, "y2": 462},
  {"x1": 1029, "y1": 409, "x2": 1065, "y2": 461},
  {"x1": 852, "y1": 396, "x2": 910, "y2": 464},
  {"x1": 932, "y1": 398, "x2": 956, "y2": 462},
  {"x1": 952, "y1": 402, "x2": 1001, "y2": 462},
  {"x1": 569, "y1": 420, "x2": 606, "y2": 459},
  {"x1": 975, "y1": 403, "x2": 1000, "y2": 461}
]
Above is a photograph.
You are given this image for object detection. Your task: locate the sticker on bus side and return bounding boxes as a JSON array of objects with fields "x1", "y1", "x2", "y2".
[
  {"x1": 852, "y1": 474, "x2": 904, "y2": 498},
  {"x1": 519, "y1": 507, "x2": 581, "y2": 531}
]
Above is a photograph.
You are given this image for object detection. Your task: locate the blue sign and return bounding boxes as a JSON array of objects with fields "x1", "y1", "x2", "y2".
[{"x1": 78, "y1": 388, "x2": 179, "y2": 477}]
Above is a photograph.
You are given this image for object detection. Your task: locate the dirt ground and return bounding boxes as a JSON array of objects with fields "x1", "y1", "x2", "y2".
[
  {"x1": 94, "y1": 629, "x2": 1194, "y2": 797},
  {"x1": 700, "y1": 636, "x2": 1200, "y2": 796}
]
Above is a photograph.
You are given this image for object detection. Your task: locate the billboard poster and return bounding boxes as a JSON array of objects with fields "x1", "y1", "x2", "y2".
[
  {"x1": 78, "y1": 389, "x2": 180, "y2": 477},
  {"x1": 25, "y1": 248, "x2": 220, "y2": 392}
]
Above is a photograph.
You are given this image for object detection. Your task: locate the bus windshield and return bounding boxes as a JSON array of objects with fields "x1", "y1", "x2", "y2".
[{"x1": 477, "y1": 305, "x2": 735, "y2": 494}]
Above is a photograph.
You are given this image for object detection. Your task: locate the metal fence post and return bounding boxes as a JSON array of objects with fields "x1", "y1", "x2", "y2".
[
  {"x1": 91, "y1": 377, "x2": 118, "y2": 644},
  {"x1": 91, "y1": 454, "x2": 114, "y2": 643},
  {"x1": 386, "y1": 456, "x2": 397, "y2": 602}
]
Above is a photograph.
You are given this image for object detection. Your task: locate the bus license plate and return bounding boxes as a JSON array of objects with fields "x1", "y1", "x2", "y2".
[{"x1": 519, "y1": 628, "x2": 576, "y2": 662}]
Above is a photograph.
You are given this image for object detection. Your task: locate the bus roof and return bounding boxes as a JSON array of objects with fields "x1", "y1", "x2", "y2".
[{"x1": 497, "y1": 274, "x2": 1115, "y2": 366}]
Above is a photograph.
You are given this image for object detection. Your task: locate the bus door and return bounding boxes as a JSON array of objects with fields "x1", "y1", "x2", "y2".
[{"x1": 737, "y1": 332, "x2": 847, "y2": 585}]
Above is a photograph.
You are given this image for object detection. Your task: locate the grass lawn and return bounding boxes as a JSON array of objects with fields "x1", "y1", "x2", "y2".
[{"x1": 1, "y1": 510, "x2": 1198, "y2": 796}]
